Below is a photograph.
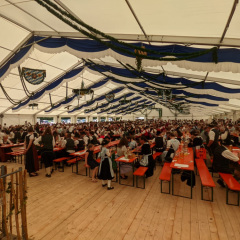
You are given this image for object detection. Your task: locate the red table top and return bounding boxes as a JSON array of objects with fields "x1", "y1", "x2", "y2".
[
  {"x1": 170, "y1": 148, "x2": 194, "y2": 171},
  {"x1": 115, "y1": 156, "x2": 136, "y2": 163},
  {"x1": 71, "y1": 145, "x2": 101, "y2": 157},
  {"x1": 107, "y1": 140, "x2": 120, "y2": 147},
  {"x1": 0, "y1": 143, "x2": 24, "y2": 149},
  {"x1": 53, "y1": 147, "x2": 64, "y2": 152}
]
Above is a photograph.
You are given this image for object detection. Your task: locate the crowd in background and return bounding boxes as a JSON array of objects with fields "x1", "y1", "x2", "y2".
[{"x1": 0, "y1": 118, "x2": 240, "y2": 188}]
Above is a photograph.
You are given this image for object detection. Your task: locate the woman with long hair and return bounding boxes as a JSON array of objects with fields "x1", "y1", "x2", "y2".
[
  {"x1": 117, "y1": 137, "x2": 132, "y2": 179},
  {"x1": 24, "y1": 126, "x2": 38, "y2": 177},
  {"x1": 34, "y1": 127, "x2": 55, "y2": 177}
]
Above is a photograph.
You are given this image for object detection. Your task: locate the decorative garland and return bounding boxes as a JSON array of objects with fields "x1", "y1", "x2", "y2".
[
  {"x1": 85, "y1": 59, "x2": 185, "y2": 90},
  {"x1": 86, "y1": 59, "x2": 206, "y2": 91},
  {"x1": 0, "y1": 83, "x2": 20, "y2": 105},
  {"x1": 35, "y1": 0, "x2": 218, "y2": 63}
]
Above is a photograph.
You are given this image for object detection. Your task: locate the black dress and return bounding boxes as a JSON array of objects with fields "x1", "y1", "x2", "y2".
[
  {"x1": 41, "y1": 134, "x2": 55, "y2": 168},
  {"x1": 87, "y1": 150, "x2": 99, "y2": 169},
  {"x1": 25, "y1": 134, "x2": 35, "y2": 174},
  {"x1": 140, "y1": 143, "x2": 154, "y2": 178},
  {"x1": 98, "y1": 147, "x2": 114, "y2": 180}
]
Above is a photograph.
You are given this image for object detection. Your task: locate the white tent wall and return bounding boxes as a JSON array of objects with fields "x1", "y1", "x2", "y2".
[{"x1": 2, "y1": 114, "x2": 34, "y2": 126}]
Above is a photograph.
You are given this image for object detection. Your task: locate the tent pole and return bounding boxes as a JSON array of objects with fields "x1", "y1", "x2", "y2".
[
  {"x1": 220, "y1": 0, "x2": 239, "y2": 43},
  {"x1": 6, "y1": 0, "x2": 59, "y2": 33},
  {"x1": 124, "y1": 0, "x2": 151, "y2": 45}
]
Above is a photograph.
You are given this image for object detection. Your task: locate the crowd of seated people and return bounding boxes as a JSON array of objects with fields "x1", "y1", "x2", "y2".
[{"x1": 0, "y1": 118, "x2": 239, "y2": 186}]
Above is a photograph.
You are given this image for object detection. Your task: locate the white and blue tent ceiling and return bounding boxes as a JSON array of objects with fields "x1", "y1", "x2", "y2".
[{"x1": 1, "y1": 0, "x2": 240, "y2": 117}]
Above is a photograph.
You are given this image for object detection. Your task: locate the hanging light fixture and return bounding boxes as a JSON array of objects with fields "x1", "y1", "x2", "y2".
[
  {"x1": 28, "y1": 103, "x2": 38, "y2": 109},
  {"x1": 72, "y1": 73, "x2": 94, "y2": 100},
  {"x1": 119, "y1": 95, "x2": 131, "y2": 105}
]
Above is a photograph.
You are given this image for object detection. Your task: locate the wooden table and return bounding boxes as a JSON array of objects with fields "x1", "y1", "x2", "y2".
[
  {"x1": 115, "y1": 156, "x2": 137, "y2": 187},
  {"x1": 70, "y1": 141, "x2": 119, "y2": 175},
  {"x1": 112, "y1": 134, "x2": 121, "y2": 140},
  {"x1": 53, "y1": 147, "x2": 64, "y2": 152},
  {"x1": 0, "y1": 143, "x2": 24, "y2": 162},
  {"x1": 107, "y1": 140, "x2": 120, "y2": 148},
  {"x1": 70, "y1": 146, "x2": 101, "y2": 175},
  {"x1": 170, "y1": 148, "x2": 194, "y2": 199}
]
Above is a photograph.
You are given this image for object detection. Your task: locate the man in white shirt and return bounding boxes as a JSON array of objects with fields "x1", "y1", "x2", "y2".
[
  {"x1": 206, "y1": 123, "x2": 220, "y2": 154},
  {"x1": 213, "y1": 144, "x2": 240, "y2": 187},
  {"x1": 161, "y1": 132, "x2": 180, "y2": 162}
]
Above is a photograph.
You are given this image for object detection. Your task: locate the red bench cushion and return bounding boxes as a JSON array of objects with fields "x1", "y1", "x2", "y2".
[
  {"x1": 67, "y1": 159, "x2": 76, "y2": 164},
  {"x1": 133, "y1": 167, "x2": 148, "y2": 176},
  {"x1": 159, "y1": 163, "x2": 172, "y2": 181},
  {"x1": 53, "y1": 157, "x2": 69, "y2": 163},
  {"x1": 195, "y1": 158, "x2": 215, "y2": 187},
  {"x1": 219, "y1": 173, "x2": 240, "y2": 191}
]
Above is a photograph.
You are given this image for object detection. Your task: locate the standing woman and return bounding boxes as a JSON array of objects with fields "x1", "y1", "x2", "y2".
[
  {"x1": 24, "y1": 126, "x2": 38, "y2": 177},
  {"x1": 117, "y1": 137, "x2": 131, "y2": 179},
  {"x1": 85, "y1": 144, "x2": 99, "y2": 182},
  {"x1": 34, "y1": 127, "x2": 55, "y2": 178},
  {"x1": 98, "y1": 139, "x2": 114, "y2": 190}
]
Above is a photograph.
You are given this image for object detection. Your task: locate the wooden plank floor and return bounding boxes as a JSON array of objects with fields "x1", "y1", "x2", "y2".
[{"x1": 2, "y1": 161, "x2": 240, "y2": 240}]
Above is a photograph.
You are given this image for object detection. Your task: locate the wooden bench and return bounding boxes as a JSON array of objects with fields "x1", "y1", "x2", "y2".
[
  {"x1": 133, "y1": 167, "x2": 148, "y2": 189},
  {"x1": 159, "y1": 163, "x2": 172, "y2": 194},
  {"x1": 6, "y1": 151, "x2": 24, "y2": 163},
  {"x1": 84, "y1": 163, "x2": 92, "y2": 177},
  {"x1": 53, "y1": 157, "x2": 70, "y2": 172},
  {"x1": 219, "y1": 173, "x2": 240, "y2": 206},
  {"x1": 195, "y1": 158, "x2": 216, "y2": 201},
  {"x1": 152, "y1": 152, "x2": 162, "y2": 169},
  {"x1": 67, "y1": 158, "x2": 77, "y2": 173},
  {"x1": 196, "y1": 148, "x2": 207, "y2": 159},
  {"x1": 152, "y1": 152, "x2": 162, "y2": 160},
  {"x1": 209, "y1": 158, "x2": 219, "y2": 178}
]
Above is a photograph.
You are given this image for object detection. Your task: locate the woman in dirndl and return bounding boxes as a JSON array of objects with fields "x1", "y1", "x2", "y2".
[
  {"x1": 98, "y1": 139, "x2": 114, "y2": 190},
  {"x1": 24, "y1": 126, "x2": 38, "y2": 177}
]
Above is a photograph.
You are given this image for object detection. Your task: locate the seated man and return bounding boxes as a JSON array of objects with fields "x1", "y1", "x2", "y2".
[
  {"x1": 161, "y1": 132, "x2": 180, "y2": 163},
  {"x1": 152, "y1": 130, "x2": 165, "y2": 153},
  {"x1": 62, "y1": 133, "x2": 78, "y2": 157},
  {"x1": 213, "y1": 144, "x2": 240, "y2": 187},
  {"x1": 219, "y1": 126, "x2": 232, "y2": 146}
]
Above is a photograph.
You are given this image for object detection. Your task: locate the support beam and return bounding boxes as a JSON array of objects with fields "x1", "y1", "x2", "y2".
[
  {"x1": 6, "y1": 0, "x2": 59, "y2": 33},
  {"x1": 0, "y1": 13, "x2": 32, "y2": 33},
  {"x1": 33, "y1": 31, "x2": 240, "y2": 48},
  {"x1": 220, "y1": 0, "x2": 239, "y2": 43},
  {"x1": 125, "y1": 0, "x2": 151, "y2": 44}
]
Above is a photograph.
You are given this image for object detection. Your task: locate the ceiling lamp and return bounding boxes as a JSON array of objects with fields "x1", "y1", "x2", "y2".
[
  {"x1": 72, "y1": 79, "x2": 94, "y2": 100},
  {"x1": 119, "y1": 95, "x2": 131, "y2": 105},
  {"x1": 28, "y1": 103, "x2": 38, "y2": 109}
]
